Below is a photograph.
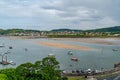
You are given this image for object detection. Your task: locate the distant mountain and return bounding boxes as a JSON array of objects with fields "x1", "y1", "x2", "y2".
[
  {"x1": 85, "y1": 26, "x2": 120, "y2": 32},
  {"x1": 51, "y1": 29, "x2": 82, "y2": 32}
]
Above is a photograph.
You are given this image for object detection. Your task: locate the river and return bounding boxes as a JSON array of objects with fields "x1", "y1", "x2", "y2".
[{"x1": 0, "y1": 37, "x2": 120, "y2": 71}]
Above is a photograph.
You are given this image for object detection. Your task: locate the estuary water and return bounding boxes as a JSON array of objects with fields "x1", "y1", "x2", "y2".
[{"x1": 0, "y1": 37, "x2": 120, "y2": 71}]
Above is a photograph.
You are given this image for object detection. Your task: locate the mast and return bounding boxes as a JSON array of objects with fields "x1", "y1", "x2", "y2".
[{"x1": 6, "y1": 56, "x2": 7, "y2": 62}]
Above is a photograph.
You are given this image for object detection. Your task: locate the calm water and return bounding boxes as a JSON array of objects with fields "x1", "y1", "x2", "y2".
[{"x1": 0, "y1": 37, "x2": 120, "y2": 71}]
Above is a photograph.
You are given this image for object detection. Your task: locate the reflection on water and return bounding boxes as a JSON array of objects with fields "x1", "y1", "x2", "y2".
[{"x1": 0, "y1": 37, "x2": 120, "y2": 71}]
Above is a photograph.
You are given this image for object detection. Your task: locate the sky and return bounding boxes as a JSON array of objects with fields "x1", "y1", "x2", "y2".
[{"x1": 0, "y1": 0, "x2": 120, "y2": 30}]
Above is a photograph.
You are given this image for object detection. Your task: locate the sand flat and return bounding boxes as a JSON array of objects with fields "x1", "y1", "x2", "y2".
[{"x1": 35, "y1": 41, "x2": 94, "y2": 51}]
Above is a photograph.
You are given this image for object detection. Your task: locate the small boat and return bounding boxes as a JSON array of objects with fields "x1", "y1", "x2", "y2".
[
  {"x1": 0, "y1": 60, "x2": 10, "y2": 65},
  {"x1": 68, "y1": 51, "x2": 73, "y2": 55},
  {"x1": 0, "y1": 45, "x2": 4, "y2": 47},
  {"x1": 9, "y1": 61, "x2": 16, "y2": 65},
  {"x1": 25, "y1": 48, "x2": 28, "y2": 51},
  {"x1": 112, "y1": 49, "x2": 118, "y2": 51},
  {"x1": 9, "y1": 46, "x2": 13, "y2": 49},
  {"x1": 48, "y1": 54, "x2": 55, "y2": 57},
  {"x1": 86, "y1": 68, "x2": 92, "y2": 73},
  {"x1": 0, "y1": 56, "x2": 10, "y2": 65},
  {"x1": 71, "y1": 57, "x2": 78, "y2": 61}
]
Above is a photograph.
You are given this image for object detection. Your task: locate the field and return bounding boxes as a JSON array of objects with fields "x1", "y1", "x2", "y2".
[{"x1": 68, "y1": 76, "x2": 86, "y2": 80}]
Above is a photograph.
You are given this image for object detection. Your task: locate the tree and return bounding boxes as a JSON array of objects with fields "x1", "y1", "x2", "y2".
[
  {"x1": 39, "y1": 57, "x2": 61, "y2": 80},
  {"x1": 0, "y1": 56, "x2": 62, "y2": 80},
  {"x1": 0, "y1": 74, "x2": 8, "y2": 80},
  {"x1": 61, "y1": 76, "x2": 68, "y2": 80},
  {"x1": 0, "y1": 68, "x2": 21, "y2": 80},
  {"x1": 15, "y1": 56, "x2": 62, "y2": 80},
  {"x1": 16, "y1": 62, "x2": 34, "y2": 80}
]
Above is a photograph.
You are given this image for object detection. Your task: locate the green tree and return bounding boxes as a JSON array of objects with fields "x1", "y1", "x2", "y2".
[
  {"x1": 0, "y1": 74, "x2": 8, "y2": 80},
  {"x1": 15, "y1": 56, "x2": 62, "y2": 80},
  {"x1": 0, "y1": 68, "x2": 21, "y2": 80},
  {"x1": 40, "y1": 57, "x2": 61, "y2": 80},
  {"x1": 16, "y1": 62, "x2": 34, "y2": 80},
  {"x1": 0, "y1": 57, "x2": 62, "y2": 80}
]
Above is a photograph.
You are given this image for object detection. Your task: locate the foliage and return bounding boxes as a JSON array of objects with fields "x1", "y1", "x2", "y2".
[
  {"x1": 40, "y1": 57, "x2": 61, "y2": 80},
  {"x1": 16, "y1": 62, "x2": 34, "y2": 80},
  {"x1": 0, "y1": 57, "x2": 62, "y2": 80},
  {"x1": 61, "y1": 76, "x2": 68, "y2": 80},
  {"x1": 0, "y1": 26, "x2": 120, "y2": 37},
  {"x1": 0, "y1": 68, "x2": 22, "y2": 80},
  {"x1": 0, "y1": 29, "x2": 40, "y2": 35},
  {"x1": 0, "y1": 74, "x2": 8, "y2": 80}
]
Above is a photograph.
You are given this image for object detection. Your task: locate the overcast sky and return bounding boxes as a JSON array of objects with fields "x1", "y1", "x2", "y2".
[{"x1": 0, "y1": 0, "x2": 120, "y2": 30}]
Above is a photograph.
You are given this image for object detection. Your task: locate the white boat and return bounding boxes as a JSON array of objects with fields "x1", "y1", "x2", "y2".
[
  {"x1": 48, "y1": 54, "x2": 55, "y2": 57},
  {"x1": 68, "y1": 51, "x2": 73, "y2": 55},
  {"x1": 9, "y1": 61, "x2": 16, "y2": 65}
]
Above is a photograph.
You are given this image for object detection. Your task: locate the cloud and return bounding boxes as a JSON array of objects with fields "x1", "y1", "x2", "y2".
[{"x1": 0, "y1": 0, "x2": 120, "y2": 30}]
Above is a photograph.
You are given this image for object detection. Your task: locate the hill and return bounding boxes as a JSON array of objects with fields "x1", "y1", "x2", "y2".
[
  {"x1": 86, "y1": 26, "x2": 120, "y2": 32},
  {"x1": 51, "y1": 26, "x2": 120, "y2": 32},
  {"x1": 51, "y1": 29, "x2": 82, "y2": 32}
]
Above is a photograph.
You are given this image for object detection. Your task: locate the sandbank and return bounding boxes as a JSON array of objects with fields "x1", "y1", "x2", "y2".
[{"x1": 35, "y1": 41, "x2": 94, "y2": 51}]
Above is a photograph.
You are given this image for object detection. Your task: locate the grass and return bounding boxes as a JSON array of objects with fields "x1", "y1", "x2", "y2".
[{"x1": 68, "y1": 76, "x2": 86, "y2": 80}]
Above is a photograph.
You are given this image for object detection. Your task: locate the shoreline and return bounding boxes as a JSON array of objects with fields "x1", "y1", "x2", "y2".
[
  {"x1": 1, "y1": 36, "x2": 119, "y2": 45},
  {"x1": 50, "y1": 38, "x2": 120, "y2": 45}
]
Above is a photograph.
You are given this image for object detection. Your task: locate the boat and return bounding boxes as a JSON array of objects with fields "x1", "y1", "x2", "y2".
[
  {"x1": 112, "y1": 49, "x2": 118, "y2": 51},
  {"x1": 0, "y1": 45, "x2": 4, "y2": 47},
  {"x1": 48, "y1": 54, "x2": 55, "y2": 57},
  {"x1": 71, "y1": 57, "x2": 78, "y2": 61},
  {"x1": 9, "y1": 46, "x2": 13, "y2": 49},
  {"x1": 9, "y1": 61, "x2": 16, "y2": 65},
  {"x1": 0, "y1": 52, "x2": 15, "y2": 65},
  {"x1": 67, "y1": 51, "x2": 73, "y2": 55},
  {"x1": 0, "y1": 56, "x2": 10, "y2": 65},
  {"x1": 25, "y1": 48, "x2": 28, "y2": 51},
  {"x1": 86, "y1": 68, "x2": 92, "y2": 74},
  {"x1": 114, "y1": 62, "x2": 120, "y2": 68}
]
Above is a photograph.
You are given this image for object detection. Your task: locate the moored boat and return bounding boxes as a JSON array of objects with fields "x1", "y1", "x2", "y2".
[{"x1": 71, "y1": 57, "x2": 78, "y2": 61}]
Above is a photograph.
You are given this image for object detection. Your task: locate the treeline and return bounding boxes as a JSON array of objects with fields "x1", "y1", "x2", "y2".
[
  {"x1": 0, "y1": 57, "x2": 68, "y2": 80},
  {"x1": 0, "y1": 29, "x2": 40, "y2": 35},
  {"x1": 0, "y1": 26, "x2": 120, "y2": 37}
]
